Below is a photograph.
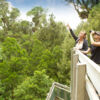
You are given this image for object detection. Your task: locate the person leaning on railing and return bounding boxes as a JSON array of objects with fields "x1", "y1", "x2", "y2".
[
  {"x1": 82, "y1": 31, "x2": 100, "y2": 65},
  {"x1": 66, "y1": 24, "x2": 88, "y2": 51}
]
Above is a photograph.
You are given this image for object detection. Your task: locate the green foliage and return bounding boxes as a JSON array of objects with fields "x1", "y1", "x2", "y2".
[
  {"x1": 27, "y1": 38, "x2": 45, "y2": 75},
  {"x1": 14, "y1": 70, "x2": 53, "y2": 100},
  {"x1": 27, "y1": 6, "x2": 47, "y2": 32},
  {"x1": 10, "y1": 8, "x2": 20, "y2": 20},
  {"x1": 88, "y1": 3, "x2": 100, "y2": 30},
  {"x1": 0, "y1": 2, "x2": 77, "y2": 98},
  {"x1": 27, "y1": 6, "x2": 44, "y2": 16},
  {"x1": 38, "y1": 49, "x2": 58, "y2": 80},
  {"x1": 65, "y1": 0, "x2": 100, "y2": 19},
  {"x1": 75, "y1": 3, "x2": 100, "y2": 44},
  {"x1": 0, "y1": 37, "x2": 28, "y2": 99},
  {"x1": 2, "y1": 37, "x2": 27, "y2": 59},
  {"x1": 57, "y1": 34, "x2": 74, "y2": 85},
  {"x1": 0, "y1": 0, "x2": 20, "y2": 37},
  {"x1": 36, "y1": 15, "x2": 66, "y2": 49},
  {"x1": 1, "y1": 0, "x2": 100, "y2": 99}
]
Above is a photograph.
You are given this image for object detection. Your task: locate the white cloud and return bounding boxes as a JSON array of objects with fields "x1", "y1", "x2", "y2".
[
  {"x1": 47, "y1": 5, "x2": 81, "y2": 29},
  {"x1": 8, "y1": 2, "x2": 13, "y2": 11},
  {"x1": 17, "y1": 11, "x2": 32, "y2": 22},
  {"x1": 7, "y1": 2, "x2": 32, "y2": 22},
  {"x1": 7, "y1": 1, "x2": 82, "y2": 29}
]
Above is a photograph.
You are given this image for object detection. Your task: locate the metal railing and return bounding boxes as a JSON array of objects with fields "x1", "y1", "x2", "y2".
[{"x1": 46, "y1": 82, "x2": 70, "y2": 100}]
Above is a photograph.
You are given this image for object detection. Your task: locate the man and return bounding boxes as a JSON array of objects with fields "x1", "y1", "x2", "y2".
[{"x1": 82, "y1": 31, "x2": 100, "y2": 65}]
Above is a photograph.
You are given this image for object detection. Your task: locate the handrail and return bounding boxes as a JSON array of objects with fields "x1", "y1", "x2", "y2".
[
  {"x1": 53, "y1": 82, "x2": 70, "y2": 92},
  {"x1": 86, "y1": 75, "x2": 99, "y2": 100},
  {"x1": 46, "y1": 83, "x2": 55, "y2": 100},
  {"x1": 76, "y1": 50, "x2": 100, "y2": 73},
  {"x1": 76, "y1": 50, "x2": 100, "y2": 95},
  {"x1": 71, "y1": 48, "x2": 100, "y2": 100},
  {"x1": 47, "y1": 48, "x2": 100, "y2": 100},
  {"x1": 46, "y1": 82, "x2": 70, "y2": 100}
]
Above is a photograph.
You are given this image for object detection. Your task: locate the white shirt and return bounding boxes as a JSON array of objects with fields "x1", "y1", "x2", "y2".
[{"x1": 75, "y1": 41, "x2": 83, "y2": 50}]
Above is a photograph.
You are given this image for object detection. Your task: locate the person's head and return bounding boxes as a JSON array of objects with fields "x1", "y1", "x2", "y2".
[
  {"x1": 93, "y1": 31, "x2": 100, "y2": 42},
  {"x1": 78, "y1": 31, "x2": 86, "y2": 40}
]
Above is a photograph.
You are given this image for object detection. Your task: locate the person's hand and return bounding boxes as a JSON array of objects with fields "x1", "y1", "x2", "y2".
[
  {"x1": 81, "y1": 50, "x2": 86, "y2": 54},
  {"x1": 81, "y1": 50, "x2": 89, "y2": 54},
  {"x1": 90, "y1": 30, "x2": 95, "y2": 35},
  {"x1": 66, "y1": 24, "x2": 71, "y2": 30}
]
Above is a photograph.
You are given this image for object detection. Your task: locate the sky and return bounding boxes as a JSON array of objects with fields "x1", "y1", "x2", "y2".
[{"x1": 7, "y1": 0, "x2": 82, "y2": 29}]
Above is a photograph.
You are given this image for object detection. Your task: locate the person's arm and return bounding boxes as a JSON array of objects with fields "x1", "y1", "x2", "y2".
[
  {"x1": 81, "y1": 48, "x2": 91, "y2": 54},
  {"x1": 90, "y1": 33, "x2": 100, "y2": 47},
  {"x1": 67, "y1": 24, "x2": 78, "y2": 41}
]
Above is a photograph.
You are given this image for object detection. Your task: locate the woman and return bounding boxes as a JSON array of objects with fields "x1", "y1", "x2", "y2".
[
  {"x1": 67, "y1": 24, "x2": 88, "y2": 51},
  {"x1": 82, "y1": 31, "x2": 100, "y2": 65}
]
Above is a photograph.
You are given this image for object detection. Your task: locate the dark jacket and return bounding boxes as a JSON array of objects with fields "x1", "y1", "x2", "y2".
[
  {"x1": 90, "y1": 45, "x2": 100, "y2": 64},
  {"x1": 69, "y1": 29, "x2": 88, "y2": 51}
]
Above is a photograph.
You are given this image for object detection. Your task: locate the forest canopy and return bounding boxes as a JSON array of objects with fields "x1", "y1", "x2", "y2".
[{"x1": 0, "y1": 0, "x2": 100, "y2": 99}]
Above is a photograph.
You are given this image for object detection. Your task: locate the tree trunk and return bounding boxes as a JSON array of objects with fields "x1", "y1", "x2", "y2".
[{"x1": 11, "y1": 87, "x2": 14, "y2": 100}]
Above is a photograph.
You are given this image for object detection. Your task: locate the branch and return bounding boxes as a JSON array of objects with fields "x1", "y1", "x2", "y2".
[
  {"x1": 72, "y1": 0, "x2": 80, "y2": 15},
  {"x1": 81, "y1": 0, "x2": 89, "y2": 13}
]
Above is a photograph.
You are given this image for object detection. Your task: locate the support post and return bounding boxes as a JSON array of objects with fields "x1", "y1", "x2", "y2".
[
  {"x1": 75, "y1": 63, "x2": 86, "y2": 100},
  {"x1": 71, "y1": 48, "x2": 79, "y2": 100},
  {"x1": 71, "y1": 49, "x2": 75, "y2": 99}
]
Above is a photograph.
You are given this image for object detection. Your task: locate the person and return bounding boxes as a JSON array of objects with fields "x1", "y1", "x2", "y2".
[
  {"x1": 82, "y1": 31, "x2": 100, "y2": 65},
  {"x1": 67, "y1": 24, "x2": 88, "y2": 51}
]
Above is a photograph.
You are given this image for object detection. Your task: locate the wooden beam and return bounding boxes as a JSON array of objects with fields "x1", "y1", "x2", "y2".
[
  {"x1": 76, "y1": 50, "x2": 100, "y2": 94},
  {"x1": 86, "y1": 75, "x2": 99, "y2": 100},
  {"x1": 71, "y1": 49, "x2": 75, "y2": 99},
  {"x1": 75, "y1": 63, "x2": 86, "y2": 100},
  {"x1": 71, "y1": 52, "x2": 79, "y2": 100}
]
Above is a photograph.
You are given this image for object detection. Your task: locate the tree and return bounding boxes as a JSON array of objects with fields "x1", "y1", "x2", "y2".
[
  {"x1": 0, "y1": 37, "x2": 28, "y2": 100},
  {"x1": 9, "y1": 8, "x2": 20, "y2": 31},
  {"x1": 14, "y1": 70, "x2": 53, "y2": 100},
  {"x1": 58, "y1": 33, "x2": 74, "y2": 85},
  {"x1": 37, "y1": 49, "x2": 57, "y2": 79},
  {"x1": 65, "y1": 0, "x2": 100, "y2": 19},
  {"x1": 26, "y1": 38, "x2": 45, "y2": 75},
  {"x1": 19, "y1": 20, "x2": 32, "y2": 35},
  {"x1": 0, "y1": 0, "x2": 9, "y2": 32},
  {"x1": 36, "y1": 14, "x2": 66, "y2": 49},
  {"x1": 27, "y1": 6, "x2": 47, "y2": 32},
  {"x1": 0, "y1": 0, "x2": 20, "y2": 33},
  {"x1": 88, "y1": 3, "x2": 100, "y2": 30},
  {"x1": 10, "y1": 8, "x2": 20, "y2": 21}
]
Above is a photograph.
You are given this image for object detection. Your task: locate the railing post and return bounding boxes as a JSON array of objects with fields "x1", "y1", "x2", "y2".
[
  {"x1": 84, "y1": 87, "x2": 89, "y2": 100},
  {"x1": 75, "y1": 63, "x2": 86, "y2": 100},
  {"x1": 71, "y1": 48, "x2": 79, "y2": 100},
  {"x1": 71, "y1": 49, "x2": 75, "y2": 100}
]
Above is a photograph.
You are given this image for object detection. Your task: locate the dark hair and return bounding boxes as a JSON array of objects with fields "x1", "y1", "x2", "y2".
[
  {"x1": 84, "y1": 33, "x2": 86, "y2": 35},
  {"x1": 95, "y1": 31, "x2": 100, "y2": 36},
  {"x1": 89, "y1": 30, "x2": 92, "y2": 33},
  {"x1": 89, "y1": 30, "x2": 100, "y2": 36}
]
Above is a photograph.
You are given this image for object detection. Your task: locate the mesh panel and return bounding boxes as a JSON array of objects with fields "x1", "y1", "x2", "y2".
[{"x1": 49, "y1": 87, "x2": 70, "y2": 100}]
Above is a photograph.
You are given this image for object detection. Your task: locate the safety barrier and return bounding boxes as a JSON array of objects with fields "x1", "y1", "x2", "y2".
[
  {"x1": 46, "y1": 82, "x2": 70, "y2": 100},
  {"x1": 46, "y1": 48, "x2": 100, "y2": 100},
  {"x1": 71, "y1": 48, "x2": 100, "y2": 100}
]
